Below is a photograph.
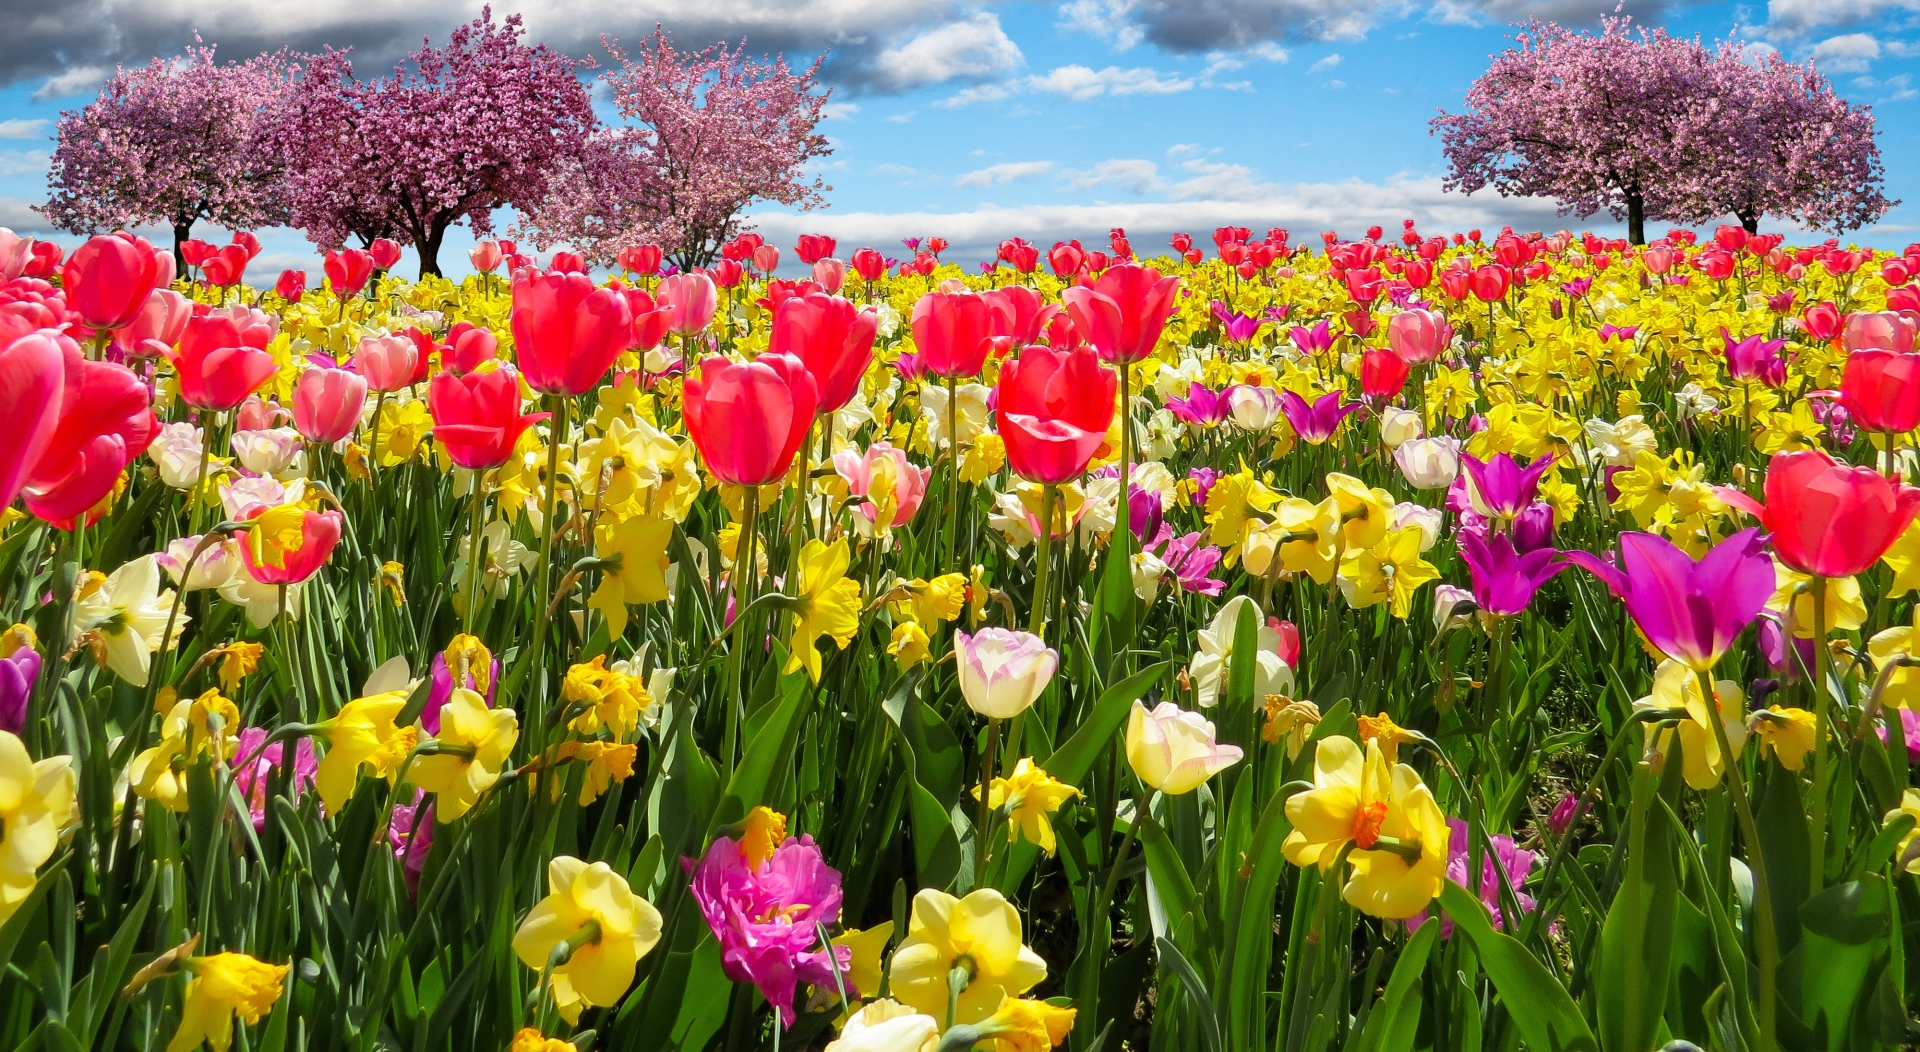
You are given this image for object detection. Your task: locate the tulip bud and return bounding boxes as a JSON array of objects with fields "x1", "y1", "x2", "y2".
[{"x1": 955, "y1": 629, "x2": 1057, "y2": 719}]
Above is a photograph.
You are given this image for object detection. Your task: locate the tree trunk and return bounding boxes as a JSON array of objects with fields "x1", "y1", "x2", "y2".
[
  {"x1": 1740, "y1": 211, "x2": 1760, "y2": 234},
  {"x1": 418, "y1": 221, "x2": 445, "y2": 280},
  {"x1": 1625, "y1": 192, "x2": 1645, "y2": 246},
  {"x1": 172, "y1": 220, "x2": 194, "y2": 277}
]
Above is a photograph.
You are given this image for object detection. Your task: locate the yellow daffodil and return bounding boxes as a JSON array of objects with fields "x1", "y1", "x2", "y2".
[
  {"x1": 1204, "y1": 467, "x2": 1278, "y2": 559},
  {"x1": 978, "y1": 997, "x2": 1077, "y2": 1052},
  {"x1": 1885, "y1": 789, "x2": 1920, "y2": 875},
  {"x1": 1869, "y1": 608, "x2": 1920, "y2": 708},
  {"x1": 562, "y1": 657, "x2": 650, "y2": 738},
  {"x1": 784, "y1": 538, "x2": 864, "y2": 683},
  {"x1": 895, "y1": 573, "x2": 968, "y2": 627},
  {"x1": 217, "y1": 642, "x2": 263, "y2": 693},
  {"x1": 1261, "y1": 696, "x2": 1320, "y2": 760},
  {"x1": 888, "y1": 888, "x2": 1048, "y2": 1028},
  {"x1": 972, "y1": 758, "x2": 1080, "y2": 856},
  {"x1": 589, "y1": 513, "x2": 674, "y2": 640},
  {"x1": 739, "y1": 805, "x2": 788, "y2": 870},
  {"x1": 1749, "y1": 706, "x2": 1819, "y2": 771},
  {"x1": 412, "y1": 688, "x2": 519, "y2": 821},
  {"x1": 313, "y1": 690, "x2": 416, "y2": 817},
  {"x1": 0, "y1": 732, "x2": 74, "y2": 925},
  {"x1": 512, "y1": 856, "x2": 663, "y2": 1024},
  {"x1": 1882, "y1": 519, "x2": 1920, "y2": 597},
  {"x1": 1337, "y1": 527, "x2": 1439, "y2": 619},
  {"x1": 559, "y1": 740, "x2": 637, "y2": 805},
  {"x1": 1282, "y1": 735, "x2": 1450, "y2": 919},
  {"x1": 1634, "y1": 660, "x2": 1746, "y2": 791},
  {"x1": 1324, "y1": 472, "x2": 1394, "y2": 549},
  {"x1": 1767, "y1": 564, "x2": 1866, "y2": 638},
  {"x1": 509, "y1": 1030, "x2": 575, "y2": 1052},
  {"x1": 166, "y1": 952, "x2": 289, "y2": 1052},
  {"x1": 833, "y1": 921, "x2": 895, "y2": 1001},
  {"x1": 372, "y1": 399, "x2": 432, "y2": 466},
  {"x1": 1242, "y1": 496, "x2": 1340, "y2": 584},
  {"x1": 889, "y1": 620, "x2": 932, "y2": 670},
  {"x1": 1283, "y1": 736, "x2": 1391, "y2": 870}
]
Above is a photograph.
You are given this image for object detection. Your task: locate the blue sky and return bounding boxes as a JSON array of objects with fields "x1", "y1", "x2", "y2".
[{"x1": 1, "y1": 0, "x2": 1916, "y2": 278}]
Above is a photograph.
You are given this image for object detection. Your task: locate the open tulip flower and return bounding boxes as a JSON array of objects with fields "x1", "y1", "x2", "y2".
[
  {"x1": 1125, "y1": 700, "x2": 1243, "y2": 794},
  {"x1": 995, "y1": 343, "x2": 1116, "y2": 484},
  {"x1": 682, "y1": 353, "x2": 819, "y2": 487},
  {"x1": 1722, "y1": 449, "x2": 1920, "y2": 578}
]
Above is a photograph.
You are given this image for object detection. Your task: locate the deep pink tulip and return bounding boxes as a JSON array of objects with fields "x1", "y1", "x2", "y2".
[
  {"x1": 795, "y1": 234, "x2": 836, "y2": 264},
  {"x1": 202, "y1": 245, "x2": 249, "y2": 288},
  {"x1": 911, "y1": 291, "x2": 997, "y2": 378},
  {"x1": 1468, "y1": 265, "x2": 1511, "y2": 303},
  {"x1": 1563, "y1": 529, "x2": 1772, "y2": 671},
  {"x1": 294, "y1": 367, "x2": 368, "y2": 444},
  {"x1": 23, "y1": 354, "x2": 157, "y2": 526},
  {"x1": 770, "y1": 292, "x2": 877, "y2": 414},
  {"x1": 355, "y1": 334, "x2": 419, "y2": 393},
  {"x1": 239, "y1": 507, "x2": 343, "y2": 585},
  {"x1": 324, "y1": 249, "x2": 375, "y2": 297},
  {"x1": 1802, "y1": 301, "x2": 1844, "y2": 342},
  {"x1": 996, "y1": 343, "x2": 1117, "y2": 484},
  {"x1": 0, "y1": 331, "x2": 73, "y2": 508},
  {"x1": 1841, "y1": 349, "x2": 1920, "y2": 433},
  {"x1": 1721, "y1": 449, "x2": 1920, "y2": 578},
  {"x1": 428, "y1": 368, "x2": 547, "y2": 470},
  {"x1": 469, "y1": 241, "x2": 504, "y2": 274},
  {"x1": 275, "y1": 270, "x2": 307, "y2": 303},
  {"x1": 1060, "y1": 263, "x2": 1179, "y2": 365},
  {"x1": 369, "y1": 238, "x2": 402, "y2": 271},
  {"x1": 616, "y1": 244, "x2": 662, "y2": 276},
  {"x1": 62, "y1": 234, "x2": 165, "y2": 331},
  {"x1": 984, "y1": 284, "x2": 1060, "y2": 347},
  {"x1": 683, "y1": 354, "x2": 819, "y2": 487},
  {"x1": 443, "y1": 322, "x2": 499, "y2": 375},
  {"x1": 1387, "y1": 309, "x2": 1453, "y2": 364},
  {"x1": 1844, "y1": 311, "x2": 1918, "y2": 353},
  {"x1": 510, "y1": 269, "x2": 633, "y2": 396},
  {"x1": 656, "y1": 272, "x2": 719, "y2": 338},
  {"x1": 169, "y1": 315, "x2": 278, "y2": 411}
]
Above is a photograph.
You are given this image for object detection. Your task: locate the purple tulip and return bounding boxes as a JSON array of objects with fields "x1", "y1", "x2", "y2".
[
  {"x1": 1409, "y1": 818, "x2": 1537, "y2": 938},
  {"x1": 1561, "y1": 278, "x2": 1593, "y2": 297},
  {"x1": 1129, "y1": 484, "x2": 1164, "y2": 542},
  {"x1": 0, "y1": 647, "x2": 40, "y2": 734},
  {"x1": 687, "y1": 832, "x2": 850, "y2": 1028},
  {"x1": 1158, "y1": 531, "x2": 1226, "y2": 596},
  {"x1": 1758, "y1": 616, "x2": 1815, "y2": 683},
  {"x1": 1547, "y1": 793, "x2": 1582, "y2": 837},
  {"x1": 1166, "y1": 383, "x2": 1231, "y2": 428},
  {"x1": 1188, "y1": 466, "x2": 1222, "y2": 508},
  {"x1": 1460, "y1": 452, "x2": 1557, "y2": 521},
  {"x1": 1562, "y1": 528, "x2": 1774, "y2": 671},
  {"x1": 1509, "y1": 502, "x2": 1557, "y2": 554},
  {"x1": 234, "y1": 727, "x2": 318, "y2": 832},
  {"x1": 1598, "y1": 323, "x2": 1639, "y2": 343},
  {"x1": 1212, "y1": 301, "x2": 1260, "y2": 343},
  {"x1": 1289, "y1": 319, "x2": 1333, "y2": 355},
  {"x1": 389, "y1": 790, "x2": 436, "y2": 896},
  {"x1": 1722, "y1": 328, "x2": 1787, "y2": 386},
  {"x1": 1279, "y1": 390, "x2": 1361, "y2": 444},
  {"x1": 1460, "y1": 531, "x2": 1566, "y2": 616}
]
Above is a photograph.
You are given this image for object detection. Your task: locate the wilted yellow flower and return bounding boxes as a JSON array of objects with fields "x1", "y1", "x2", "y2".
[
  {"x1": 166, "y1": 952, "x2": 288, "y2": 1052},
  {"x1": 512, "y1": 856, "x2": 663, "y2": 1024},
  {"x1": 1261, "y1": 696, "x2": 1320, "y2": 759},
  {"x1": 1749, "y1": 706, "x2": 1818, "y2": 771},
  {"x1": 562, "y1": 740, "x2": 638, "y2": 805},
  {"x1": 1356, "y1": 713, "x2": 1416, "y2": 765},
  {"x1": 217, "y1": 642, "x2": 263, "y2": 693},
  {"x1": 509, "y1": 1030, "x2": 573, "y2": 1052},
  {"x1": 896, "y1": 573, "x2": 968, "y2": 627},
  {"x1": 380, "y1": 561, "x2": 406, "y2": 606},
  {"x1": 972, "y1": 758, "x2": 1080, "y2": 856},
  {"x1": 889, "y1": 620, "x2": 932, "y2": 670}
]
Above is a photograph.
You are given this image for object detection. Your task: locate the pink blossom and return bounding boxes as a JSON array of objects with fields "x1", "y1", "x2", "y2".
[
  {"x1": 234, "y1": 728, "x2": 318, "y2": 832},
  {"x1": 686, "y1": 833, "x2": 850, "y2": 1028}
]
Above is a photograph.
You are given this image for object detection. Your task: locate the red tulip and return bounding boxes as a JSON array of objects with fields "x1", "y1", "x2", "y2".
[
  {"x1": 984, "y1": 285, "x2": 1060, "y2": 347},
  {"x1": 1060, "y1": 263, "x2": 1179, "y2": 366},
  {"x1": 911, "y1": 291, "x2": 997, "y2": 378},
  {"x1": 771, "y1": 292, "x2": 877, "y2": 414},
  {"x1": 22, "y1": 352, "x2": 157, "y2": 526},
  {"x1": 0, "y1": 331, "x2": 73, "y2": 509},
  {"x1": 469, "y1": 240, "x2": 504, "y2": 274},
  {"x1": 617, "y1": 244, "x2": 662, "y2": 276},
  {"x1": 202, "y1": 244, "x2": 250, "y2": 288},
  {"x1": 1890, "y1": 286, "x2": 1920, "y2": 314},
  {"x1": 1403, "y1": 259, "x2": 1433, "y2": 289},
  {"x1": 169, "y1": 314, "x2": 278, "y2": 411},
  {"x1": 683, "y1": 354, "x2": 819, "y2": 486},
  {"x1": 294, "y1": 366, "x2": 368, "y2": 443},
  {"x1": 510, "y1": 269, "x2": 633, "y2": 396},
  {"x1": 1713, "y1": 224, "x2": 1749, "y2": 253},
  {"x1": 795, "y1": 235, "x2": 836, "y2": 265},
  {"x1": 428, "y1": 368, "x2": 547, "y2": 470},
  {"x1": 1361, "y1": 349, "x2": 1411, "y2": 399},
  {"x1": 995, "y1": 343, "x2": 1117, "y2": 484},
  {"x1": 369, "y1": 238, "x2": 402, "y2": 271},
  {"x1": 1439, "y1": 267, "x2": 1471, "y2": 300},
  {"x1": 180, "y1": 240, "x2": 216, "y2": 270},
  {"x1": 443, "y1": 322, "x2": 499, "y2": 375},
  {"x1": 1048, "y1": 241, "x2": 1086, "y2": 278},
  {"x1": 709, "y1": 259, "x2": 745, "y2": 289},
  {"x1": 275, "y1": 270, "x2": 307, "y2": 303},
  {"x1": 1468, "y1": 265, "x2": 1511, "y2": 303},
  {"x1": 324, "y1": 249, "x2": 375, "y2": 297},
  {"x1": 63, "y1": 234, "x2": 165, "y2": 331},
  {"x1": 1841, "y1": 349, "x2": 1920, "y2": 433},
  {"x1": 850, "y1": 248, "x2": 887, "y2": 284},
  {"x1": 229, "y1": 231, "x2": 261, "y2": 259},
  {"x1": 239, "y1": 506, "x2": 343, "y2": 585},
  {"x1": 1843, "y1": 311, "x2": 1918, "y2": 353},
  {"x1": 1802, "y1": 301, "x2": 1844, "y2": 342},
  {"x1": 1722, "y1": 449, "x2": 1920, "y2": 578}
]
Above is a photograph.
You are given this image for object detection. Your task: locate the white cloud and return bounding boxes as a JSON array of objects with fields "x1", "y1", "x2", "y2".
[
  {"x1": 1308, "y1": 53, "x2": 1342, "y2": 73},
  {"x1": 1030, "y1": 64, "x2": 1196, "y2": 100},
  {"x1": 0, "y1": 119, "x2": 49, "y2": 140},
  {"x1": 1061, "y1": 158, "x2": 1167, "y2": 193},
  {"x1": 938, "y1": 82, "x2": 1016, "y2": 108},
  {"x1": 31, "y1": 65, "x2": 108, "y2": 101},
  {"x1": 886, "y1": 110, "x2": 916, "y2": 123},
  {"x1": 0, "y1": 198, "x2": 53, "y2": 233},
  {"x1": 821, "y1": 102, "x2": 860, "y2": 120},
  {"x1": 955, "y1": 160, "x2": 1056, "y2": 187},
  {"x1": 873, "y1": 12, "x2": 1023, "y2": 92},
  {"x1": 1810, "y1": 32, "x2": 1882, "y2": 71},
  {"x1": 0, "y1": 151, "x2": 50, "y2": 177},
  {"x1": 1754, "y1": 0, "x2": 1920, "y2": 38},
  {"x1": 1058, "y1": 0, "x2": 1146, "y2": 49}
]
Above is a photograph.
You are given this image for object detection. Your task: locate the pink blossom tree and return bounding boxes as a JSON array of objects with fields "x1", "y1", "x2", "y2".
[
  {"x1": 517, "y1": 29, "x2": 832, "y2": 269},
  {"x1": 1681, "y1": 45, "x2": 1894, "y2": 234},
  {"x1": 1430, "y1": 18, "x2": 1719, "y2": 244},
  {"x1": 273, "y1": 10, "x2": 595, "y2": 277},
  {"x1": 41, "y1": 47, "x2": 299, "y2": 271}
]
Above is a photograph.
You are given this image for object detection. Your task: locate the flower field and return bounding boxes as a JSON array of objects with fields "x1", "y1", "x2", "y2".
[{"x1": 3, "y1": 220, "x2": 1920, "y2": 1052}]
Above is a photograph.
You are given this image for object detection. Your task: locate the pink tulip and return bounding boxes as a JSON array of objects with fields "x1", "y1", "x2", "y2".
[
  {"x1": 682, "y1": 354, "x2": 819, "y2": 487},
  {"x1": 0, "y1": 331, "x2": 73, "y2": 508},
  {"x1": 294, "y1": 367, "x2": 368, "y2": 444},
  {"x1": 116, "y1": 290, "x2": 191, "y2": 358},
  {"x1": 832, "y1": 443, "x2": 930, "y2": 528},
  {"x1": 1843, "y1": 311, "x2": 1918, "y2": 353},
  {"x1": 1387, "y1": 309, "x2": 1454, "y2": 365},
  {"x1": 275, "y1": 270, "x2": 306, "y2": 303},
  {"x1": 1642, "y1": 246, "x2": 1675, "y2": 274},
  {"x1": 656, "y1": 273, "x2": 719, "y2": 337},
  {"x1": 617, "y1": 244, "x2": 663, "y2": 276},
  {"x1": 443, "y1": 322, "x2": 498, "y2": 375},
  {"x1": 428, "y1": 368, "x2": 547, "y2": 470},
  {"x1": 752, "y1": 244, "x2": 780, "y2": 274},
  {"x1": 23, "y1": 353, "x2": 157, "y2": 527},
  {"x1": 0, "y1": 230, "x2": 33, "y2": 281},
  {"x1": 63, "y1": 234, "x2": 165, "y2": 331},
  {"x1": 324, "y1": 249, "x2": 375, "y2": 298},
  {"x1": 1060, "y1": 262, "x2": 1180, "y2": 365},
  {"x1": 812, "y1": 258, "x2": 846, "y2": 293},
  {"x1": 369, "y1": 238, "x2": 402, "y2": 271},
  {"x1": 469, "y1": 240, "x2": 504, "y2": 274},
  {"x1": 984, "y1": 284, "x2": 1060, "y2": 347},
  {"x1": 911, "y1": 291, "x2": 997, "y2": 378},
  {"x1": 170, "y1": 315, "x2": 279, "y2": 411},
  {"x1": 770, "y1": 292, "x2": 877, "y2": 414},
  {"x1": 510, "y1": 269, "x2": 634, "y2": 396},
  {"x1": 355, "y1": 335, "x2": 420, "y2": 393}
]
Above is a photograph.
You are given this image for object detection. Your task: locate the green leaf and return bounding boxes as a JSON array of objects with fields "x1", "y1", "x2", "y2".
[
  {"x1": 1439, "y1": 881, "x2": 1599, "y2": 1052},
  {"x1": 1136, "y1": 810, "x2": 1199, "y2": 925},
  {"x1": 1041, "y1": 661, "x2": 1168, "y2": 788},
  {"x1": 1597, "y1": 760, "x2": 1679, "y2": 1052},
  {"x1": 1225, "y1": 780, "x2": 1292, "y2": 1051},
  {"x1": 1155, "y1": 936, "x2": 1224, "y2": 1052},
  {"x1": 1755, "y1": 764, "x2": 1812, "y2": 955},
  {"x1": 1777, "y1": 876, "x2": 1894, "y2": 1051},
  {"x1": 71, "y1": 863, "x2": 155, "y2": 1046},
  {"x1": 710, "y1": 666, "x2": 809, "y2": 833},
  {"x1": 1355, "y1": 917, "x2": 1438, "y2": 1052}
]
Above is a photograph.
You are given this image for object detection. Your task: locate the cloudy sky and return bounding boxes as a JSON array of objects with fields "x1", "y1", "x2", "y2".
[{"x1": 0, "y1": 0, "x2": 1916, "y2": 277}]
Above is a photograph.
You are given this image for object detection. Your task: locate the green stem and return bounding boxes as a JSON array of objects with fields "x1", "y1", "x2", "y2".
[
  {"x1": 1809, "y1": 582, "x2": 1831, "y2": 894},
  {"x1": 1030, "y1": 485, "x2": 1055, "y2": 638},
  {"x1": 976, "y1": 716, "x2": 1000, "y2": 888},
  {"x1": 462, "y1": 473, "x2": 488, "y2": 633},
  {"x1": 944, "y1": 374, "x2": 959, "y2": 570},
  {"x1": 528, "y1": 396, "x2": 568, "y2": 732},
  {"x1": 722, "y1": 485, "x2": 760, "y2": 784},
  {"x1": 1700, "y1": 666, "x2": 1779, "y2": 1052}
]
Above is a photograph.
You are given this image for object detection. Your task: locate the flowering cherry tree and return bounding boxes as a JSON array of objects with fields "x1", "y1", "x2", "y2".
[
  {"x1": 1430, "y1": 18, "x2": 1718, "y2": 245},
  {"x1": 518, "y1": 29, "x2": 831, "y2": 269},
  {"x1": 1687, "y1": 44, "x2": 1893, "y2": 235},
  {"x1": 273, "y1": 10, "x2": 594, "y2": 277},
  {"x1": 41, "y1": 47, "x2": 298, "y2": 270}
]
